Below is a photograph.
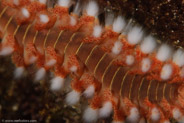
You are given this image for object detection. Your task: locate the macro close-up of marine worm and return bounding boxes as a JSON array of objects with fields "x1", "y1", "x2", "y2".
[{"x1": 0, "y1": 0, "x2": 184, "y2": 123}]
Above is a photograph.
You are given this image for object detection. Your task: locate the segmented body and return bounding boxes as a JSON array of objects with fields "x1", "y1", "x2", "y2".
[{"x1": 0, "y1": 0, "x2": 184, "y2": 123}]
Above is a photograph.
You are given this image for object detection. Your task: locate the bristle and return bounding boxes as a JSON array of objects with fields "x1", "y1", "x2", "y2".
[
  {"x1": 39, "y1": 0, "x2": 47, "y2": 4},
  {"x1": 65, "y1": 90, "x2": 80, "y2": 105},
  {"x1": 86, "y1": 1, "x2": 99, "y2": 17},
  {"x1": 21, "y1": 8, "x2": 30, "y2": 18},
  {"x1": 150, "y1": 107, "x2": 160, "y2": 121},
  {"x1": 127, "y1": 26, "x2": 143, "y2": 45},
  {"x1": 13, "y1": 0, "x2": 19, "y2": 5},
  {"x1": 29, "y1": 56, "x2": 37, "y2": 64},
  {"x1": 172, "y1": 49, "x2": 184, "y2": 67},
  {"x1": 69, "y1": 65, "x2": 78, "y2": 72},
  {"x1": 70, "y1": 16, "x2": 77, "y2": 26},
  {"x1": 156, "y1": 44, "x2": 172, "y2": 62},
  {"x1": 50, "y1": 76, "x2": 64, "y2": 91},
  {"x1": 172, "y1": 108, "x2": 182, "y2": 120},
  {"x1": 34, "y1": 67, "x2": 46, "y2": 81},
  {"x1": 0, "y1": 47, "x2": 13, "y2": 56},
  {"x1": 58, "y1": 0, "x2": 71, "y2": 7},
  {"x1": 126, "y1": 55, "x2": 134, "y2": 65},
  {"x1": 83, "y1": 106, "x2": 99, "y2": 122},
  {"x1": 14, "y1": 67, "x2": 25, "y2": 79},
  {"x1": 140, "y1": 36, "x2": 157, "y2": 54},
  {"x1": 99, "y1": 101, "x2": 113, "y2": 118},
  {"x1": 141, "y1": 58, "x2": 151, "y2": 73},
  {"x1": 160, "y1": 64, "x2": 173, "y2": 80},
  {"x1": 112, "y1": 16, "x2": 126, "y2": 33},
  {"x1": 105, "y1": 13, "x2": 114, "y2": 26},
  {"x1": 39, "y1": 14, "x2": 49, "y2": 24},
  {"x1": 112, "y1": 40, "x2": 123, "y2": 55},
  {"x1": 126, "y1": 107, "x2": 140, "y2": 122},
  {"x1": 93, "y1": 25, "x2": 102, "y2": 38},
  {"x1": 45, "y1": 59, "x2": 56, "y2": 67},
  {"x1": 83, "y1": 85, "x2": 95, "y2": 98}
]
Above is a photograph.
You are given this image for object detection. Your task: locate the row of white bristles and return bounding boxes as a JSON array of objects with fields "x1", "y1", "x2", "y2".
[{"x1": 1, "y1": 0, "x2": 184, "y2": 123}]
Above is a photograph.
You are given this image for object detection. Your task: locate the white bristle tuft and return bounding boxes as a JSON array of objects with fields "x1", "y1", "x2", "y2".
[
  {"x1": 140, "y1": 36, "x2": 157, "y2": 54},
  {"x1": 112, "y1": 16, "x2": 126, "y2": 33},
  {"x1": 45, "y1": 59, "x2": 56, "y2": 67},
  {"x1": 29, "y1": 56, "x2": 37, "y2": 64},
  {"x1": 69, "y1": 65, "x2": 77, "y2": 72},
  {"x1": 65, "y1": 90, "x2": 80, "y2": 105},
  {"x1": 126, "y1": 55, "x2": 134, "y2": 65},
  {"x1": 39, "y1": 14, "x2": 49, "y2": 24},
  {"x1": 0, "y1": 47, "x2": 13, "y2": 56},
  {"x1": 93, "y1": 25, "x2": 102, "y2": 38},
  {"x1": 50, "y1": 76, "x2": 64, "y2": 91},
  {"x1": 34, "y1": 67, "x2": 46, "y2": 81},
  {"x1": 173, "y1": 49, "x2": 184, "y2": 67},
  {"x1": 14, "y1": 67, "x2": 25, "y2": 79},
  {"x1": 105, "y1": 13, "x2": 114, "y2": 26},
  {"x1": 73, "y1": 2, "x2": 81, "y2": 15},
  {"x1": 86, "y1": 1, "x2": 99, "y2": 17},
  {"x1": 58, "y1": 0, "x2": 71, "y2": 7},
  {"x1": 21, "y1": 8, "x2": 30, "y2": 18},
  {"x1": 127, "y1": 26, "x2": 143, "y2": 45},
  {"x1": 70, "y1": 16, "x2": 77, "y2": 26},
  {"x1": 160, "y1": 64, "x2": 172, "y2": 80},
  {"x1": 83, "y1": 85, "x2": 95, "y2": 98},
  {"x1": 151, "y1": 107, "x2": 160, "y2": 121},
  {"x1": 173, "y1": 108, "x2": 182, "y2": 120},
  {"x1": 112, "y1": 40, "x2": 123, "y2": 55},
  {"x1": 127, "y1": 107, "x2": 140, "y2": 122},
  {"x1": 99, "y1": 101, "x2": 113, "y2": 118},
  {"x1": 180, "y1": 67, "x2": 184, "y2": 78},
  {"x1": 13, "y1": 0, "x2": 19, "y2": 5},
  {"x1": 141, "y1": 58, "x2": 151, "y2": 73},
  {"x1": 39, "y1": 0, "x2": 47, "y2": 4},
  {"x1": 156, "y1": 44, "x2": 172, "y2": 62},
  {"x1": 83, "y1": 106, "x2": 99, "y2": 122}
]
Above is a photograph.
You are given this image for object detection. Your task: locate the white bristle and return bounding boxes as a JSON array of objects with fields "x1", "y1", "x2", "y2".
[
  {"x1": 173, "y1": 108, "x2": 182, "y2": 120},
  {"x1": 39, "y1": 0, "x2": 47, "y2": 4},
  {"x1": 86, "y1": 1, "x2": 99, "y2": 17},
  {"x1": 126, "y1": 55, "x2": 134, "y2": 65},
  {"x1": 69, "y1": 65, "x2": 77, "y2": 72},
  {"x1": 73, "y1": 2, "x2": 81, "y2": 15},
  {"x1": 65, "y1": 90, "x2": 80, "y2": 105},
  {"x1": 39, "y1": 14, "x2": 49, "y2": 24},
  {"x1": 0, "y1": 47, "x2": 13, "y2": 56},
  {"x1": 112, "y1": 40, "x2": 123, "y2": 55},
  {"x1": 83, "y1": 106, "x2": 99, "y2": 122},
  {"x1": 151, "y1": 107, "x2": 160, "y2": 121},
  {"x1": 127, "y1": 26, "x2": 143, "y2": 45},
  {"x1": 160, "y1": 64, "x2": 172, "y2": 80},
  {"x1": 29, "y1": 56, "x2": 37, "y2": 64},
  {"x1": 70, "y1": 16, "x2": 77, "y2": 26},
  {"x1": 13, "y1": 0, "x2": 19, "y2": 5},
  {"x1": 112, "y1": 16, "x2": 126, "y2": 33},
  {"x1": 93, "y1": 25, "x2": 102, "y2": 38},
  {"x1": 180, "y1": 67, "x2": 184, "y2": 78},
  {"x1": 99, "y1": 101, "x2": 113, "y2": 118},
  {"x1": 173, "y1": 49, "x2": 184, "y2": 67},
  {"x1": 127, "y1": 107, "x2": 140, "y2": 122},
  {"x1": 21, "y1": 8, "x2": 30, "y2": 18},
  {"x1": 58, "y1": 0, "x2": 71, "y2": 7},
  {"x1": 140, "y1": 36, "x2": 157, "y2": 54},
  {"x1": 141, "y1": 58, "x2": 151, "y2": 72},
  {"x1": 83, "y1": 85, "x2": 95, "y2": 98},
  {"x1": 34, "y1": 67, "x2": 46, "y2": 81},
  {"x1": 50, "y1": 76, "x2": 65, "y2": 91},
  {"x1": 105, "y1": 13, "x2": 114, "y2": 26},
  {"x1": 14, "y1": 66, "x2": 25, "y2": 79},
  {"x1": 45, "y1": 59, "x2": 56, "y2": 67},
  {"x1": 156, "y1": 44, "x2": 172, "y2": 62}
]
